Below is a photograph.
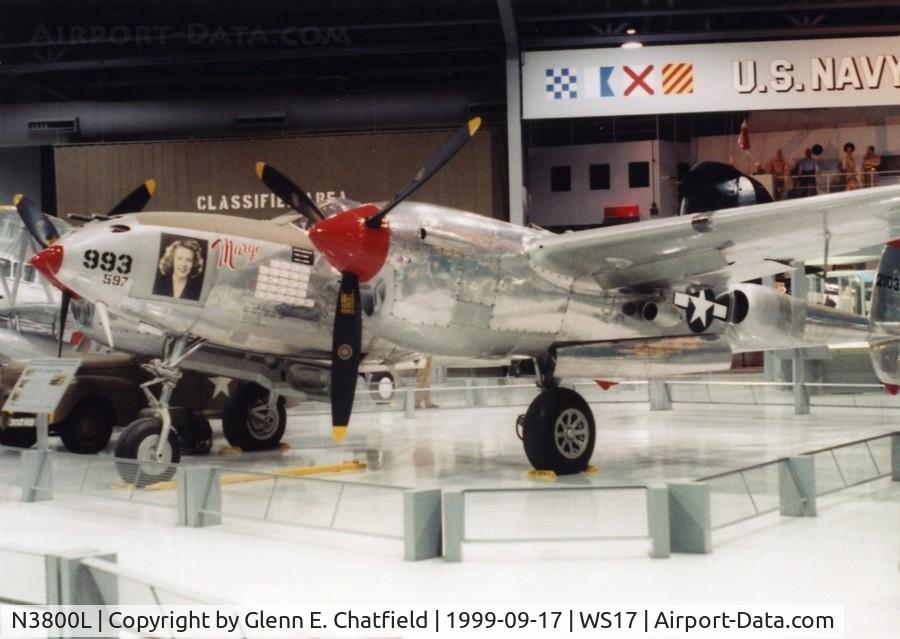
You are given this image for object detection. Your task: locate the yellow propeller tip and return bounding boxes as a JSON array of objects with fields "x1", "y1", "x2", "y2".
[
  {"x1": 12, "y1": 194, "x2": 23, "y2": 205},
  {"x1": 331, "y1": 426, "x2": 348, "y2": 443},
  {"x1": 145, "y1": 179, "x2": 157, "y2": 195},
  {"x1": 255, "y1": 161, "x2": 266, "y2": 179},
  {"x1": 468, "y1": 116, "x2": 482, "y2": 136}
]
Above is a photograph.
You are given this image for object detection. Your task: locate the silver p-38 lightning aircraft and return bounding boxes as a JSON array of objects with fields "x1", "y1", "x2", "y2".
[{"x1": 23, "y1": 118, "x2": 900, "y2": 478}]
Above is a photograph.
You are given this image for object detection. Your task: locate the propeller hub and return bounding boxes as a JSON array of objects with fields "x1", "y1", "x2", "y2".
[
  {"x1": 29, "y1": 245, "x2": 78, "y2": 298},
  {"x1": 30, "y1": 244, "x2": 63, "y2": 276},
  {"x1": 308, "y1": 204, "x2": 390, "y2": 282}
]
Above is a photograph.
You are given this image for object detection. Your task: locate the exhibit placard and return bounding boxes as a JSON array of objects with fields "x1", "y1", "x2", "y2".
[
  {"x1": 523, "y1": 35, "x2": 900, "y2": 119},
  {"x1": 1, "y1": 358, "x2": 82, "y2": 415}
]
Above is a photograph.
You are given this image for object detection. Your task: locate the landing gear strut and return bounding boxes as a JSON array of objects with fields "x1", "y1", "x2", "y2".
[
  {"x1": 114, "y1": 336, "x2": 205, "y2": 487},
  {"x1": 517, "y1": 352, "x2": 596, "y2": 475}
]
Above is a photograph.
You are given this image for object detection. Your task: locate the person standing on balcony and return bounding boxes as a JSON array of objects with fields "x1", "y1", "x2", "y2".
[
  {"x1": 841, "y1": 142, "x2": 860, "y2": 191},
  {"x1": 768, "y1": 149, "x2": 789, "y2": 200},
  {"x1": 863, "y1": 146, "x2": 882, "y2": 187}
]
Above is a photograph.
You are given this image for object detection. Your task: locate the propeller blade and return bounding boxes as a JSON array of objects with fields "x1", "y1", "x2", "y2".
[
  {"x1": 330, "y1": 271, "x2": 362, "y2": 442},
  {"x1": 366, "y1": 116, "x2": 482, "y2": 228},
  {"x1": 107, "y1": 179, "x2": 157, "y2": 215},
  {"x1": 95, "y1": 301, "x2": 115, "y2": 349},
  {"x1": 58, "y1": 291, "x2": 71, "y2": 358},
  {"x1": 13, "y1": 194, "x2": 59, "y2": 248},
  {"x1": 255, "y1": 162, "x2": 325, "y2": 224}
]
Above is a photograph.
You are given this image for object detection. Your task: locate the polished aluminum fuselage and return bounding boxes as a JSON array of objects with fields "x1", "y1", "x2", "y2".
[
  {"x1": 51, "y1": 202, "x2": 874, "y2": 377},
  {"x1": 367, "y1": 202, "x2": 697, "y2": 359}
]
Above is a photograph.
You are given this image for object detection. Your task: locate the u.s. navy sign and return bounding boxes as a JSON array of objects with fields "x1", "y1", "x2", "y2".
[{"x1": 523, "y1": 36, "x2": 900, "y2": 119}]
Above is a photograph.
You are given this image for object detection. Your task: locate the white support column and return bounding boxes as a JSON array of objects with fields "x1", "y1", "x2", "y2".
[
  {"x1": 762, "y1": 275, "x2": 777, "y2": 382},
  {"x1": 498, "y1": 0, "x2": 524, "y2": 226},
  {"x1": 506, "y1": 53, "x2": 524, "y2": 226},
  {"x1": 791, "y1": 261, "x2": 810, "y2": 415}
]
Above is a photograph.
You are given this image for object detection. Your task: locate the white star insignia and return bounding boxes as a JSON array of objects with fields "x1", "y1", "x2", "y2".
[
  {"x1": 209, "y1": 376, "x2": 232, "y2": 399},
  {"x1": 688, "y1": 294, "x2": 715, "y2": 325}
]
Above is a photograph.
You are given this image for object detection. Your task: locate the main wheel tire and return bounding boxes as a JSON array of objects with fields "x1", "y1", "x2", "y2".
[
  {"x1": 59, "y1": 399, "x2": 115, "y2": 454},
  {"x1": 222, "y1": 383, "x2": 286, "y2": 451},
  {"x1": 0, "y1": 427, "x2": 36, "y2": 449},
  {"x1": 522, "y1": 387, "x2": 596, "y2": 475},
  {"x1": 114, "y1": 417, "x2": 181, "y2": 488},
  {"x1": 368, "y1": 372, "x2": 395, "y2": 404}
]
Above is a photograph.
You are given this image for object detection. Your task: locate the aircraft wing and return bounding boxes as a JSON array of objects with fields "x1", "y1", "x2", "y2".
[{"x1": 526, "y1": 185, "x2": 900, "y2": 290}]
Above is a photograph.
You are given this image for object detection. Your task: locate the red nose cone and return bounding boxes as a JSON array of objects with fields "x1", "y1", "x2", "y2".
[
  {"x1": 29, "y1": 244, "x2": 63, "y2": 277},
  {"x1": 308, "y1": 204, "x2": 390, "y2": 282},
  {"x1": 29, "y1": 244, "x2": 76, "y2": 296}
]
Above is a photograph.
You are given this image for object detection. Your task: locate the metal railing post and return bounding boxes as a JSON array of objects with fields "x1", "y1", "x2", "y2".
[
  {"x1": 464, "y1": 379, "x2": 476, "y2": 407},
  {"x1": 646, "y1": 484, "x2": 670, "y2": 558},
  {"x1": 177, "y1": 466, "x2": 221, "y2": 527},
  {"x1": 404, "y1": 386, "x2": 415, "y2": 418},
  {"x1": 55, "y1": 549, "x2": 118, "y2": 605},
  {"x1": 21, "y1": 449, "x2": 52, "y2": 503},
  {"x1": 442, "y1": 490, "x2": 465, "y2": 562},
  {"x1": 473, "y1": 380, "x2": 487, "y2": 407},
  {"x1": 648, "y1": 380, "x2": 672, "y2": 411},
  {"x1": 892, "y1": 433, "x2": 900, "y2": 482},
  {"x1": 403, "y1": 489, "x2": 442, "y2": 561},
  {"x1": 780, "y1": 456, "x2": 817, "y2": 517},
  {"x1": 667, "y1": 482, "x2": 711, "y2": 554}
]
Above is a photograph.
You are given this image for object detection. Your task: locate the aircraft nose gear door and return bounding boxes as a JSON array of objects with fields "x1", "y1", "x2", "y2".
[{"x1": 674, "y1": 288, "x2": 728, "y2": 333}]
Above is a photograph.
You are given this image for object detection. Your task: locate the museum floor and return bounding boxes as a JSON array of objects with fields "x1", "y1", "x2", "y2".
[{"x1": 1, "y1": 399, "x2": 898, "y2": 636}]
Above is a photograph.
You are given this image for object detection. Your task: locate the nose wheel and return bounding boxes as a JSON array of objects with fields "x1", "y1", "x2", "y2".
[{"x1": 113, "y1": 336, "x2": 204, "y2": 486}]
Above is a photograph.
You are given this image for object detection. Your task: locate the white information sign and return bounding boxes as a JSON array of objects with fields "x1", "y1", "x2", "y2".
[
  {"x1": 523, "y1": 35, "x2": 900, "y2": 119},
  {"x1": 1, "y1": 358, "x2": 82, "y2": 415}
]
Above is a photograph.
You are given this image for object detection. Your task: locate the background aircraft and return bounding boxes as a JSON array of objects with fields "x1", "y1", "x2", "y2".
[
  {"x1": 0, "y1": 186, "x2": 284, "y2": 459},
  {"x1": 16, "y1": 163, "x2": 429, "y2": 484},
  {"x1": 28, "y1": 119, "x2": 900, "y2": 477}
]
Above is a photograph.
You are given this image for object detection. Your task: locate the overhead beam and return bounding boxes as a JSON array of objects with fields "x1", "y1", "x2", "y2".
[
  {"x1": 516, "y1": 1, "x2": 892, "y2": 22},
  {"x1": 522, "y1": 23, "x2": 900, "y2": 48},
  {"x1": 0, "y1": 39, "x2": 505, "y2": 75}
]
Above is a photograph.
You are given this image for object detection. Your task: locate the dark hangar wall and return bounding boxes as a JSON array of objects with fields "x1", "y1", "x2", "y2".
[{"x1": 54, "y1": 129, "x2": 504, "y2": 220}]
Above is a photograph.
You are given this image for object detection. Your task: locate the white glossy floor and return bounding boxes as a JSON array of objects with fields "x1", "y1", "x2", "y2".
[{"x1": 1, "y1": 399, "x2": 899, "y2": 637}]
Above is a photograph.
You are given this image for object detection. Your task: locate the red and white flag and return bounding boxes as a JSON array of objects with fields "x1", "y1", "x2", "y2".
[{"x1": 737, "y1": 118, "x2": 750, "y2": 151}]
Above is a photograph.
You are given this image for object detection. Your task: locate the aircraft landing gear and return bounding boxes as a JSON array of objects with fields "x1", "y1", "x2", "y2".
[
  {"x1": 222, "y1": 382, "x2": 286, "y2": 451},
  {"x1": 518, "y1": 353, "x2": 596, "y2": 475},
  {"x1": 114, "y1": 336, "x2": 205, "y2": 486}
]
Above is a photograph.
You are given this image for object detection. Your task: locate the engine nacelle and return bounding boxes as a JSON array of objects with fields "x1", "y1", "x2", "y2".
[
  {"x1": 555, "y1": 334, "x2": 733, "y2": 379},
  {"x1": 639, "y1": 301, "x2": 683, "y2": 327},
  {"x1": 722, "y1": 283, "x2": 871, "y2": 352}
]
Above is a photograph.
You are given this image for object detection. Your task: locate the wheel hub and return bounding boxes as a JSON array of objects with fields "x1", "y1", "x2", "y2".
[
  {"x1": 134, "y1": 434, "x2": 173, "y2": 469},
  {"x1": 248, "y1": 401, "x2": 278, "y2": 440},
  {"x1": 553, "y1": 408, "x2": 590, "y2": 459}
]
